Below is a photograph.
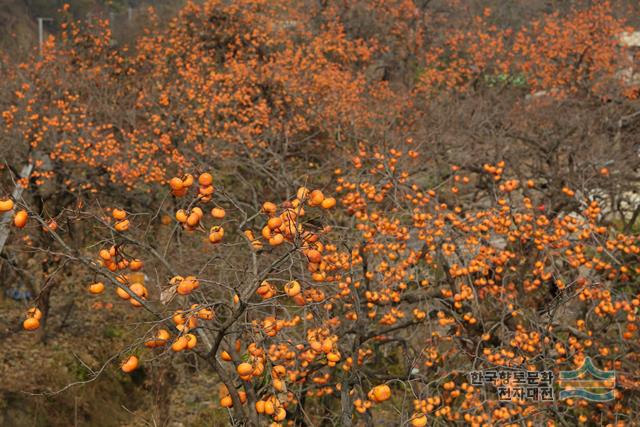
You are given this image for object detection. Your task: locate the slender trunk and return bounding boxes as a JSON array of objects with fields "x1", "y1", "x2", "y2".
[
  {"x1": 0, "y1": 163, "x2": 33, "y2": 256},
  {"x1": 339, "y1": 375, "x2": 353, "y2": 427}
]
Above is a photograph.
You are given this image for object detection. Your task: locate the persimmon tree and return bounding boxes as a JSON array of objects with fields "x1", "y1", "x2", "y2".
[
  {"x1": 0, "y1": 0, "x2": 373, "y2": 194},
  {"x1": 6, "y1": 153, "x2": 639, "y2": 426},
  {"x1": 1, "y1": 1, "x2": 640, "y2": 426}
]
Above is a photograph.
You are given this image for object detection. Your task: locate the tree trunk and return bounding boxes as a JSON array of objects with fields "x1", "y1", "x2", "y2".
[{"x1": 0, "y1": 163, "x2": 33, "y2": 256}]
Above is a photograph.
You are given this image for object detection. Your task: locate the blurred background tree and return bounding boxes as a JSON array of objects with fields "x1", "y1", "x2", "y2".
[{"x1": 0, "y1": 0, "x2": 182, "y2": 57}]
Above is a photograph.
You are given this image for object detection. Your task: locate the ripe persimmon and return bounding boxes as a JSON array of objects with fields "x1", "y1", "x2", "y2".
[
  {"x1": 177, "y1": 280, "x2": 194, "y2": 295},
  {"x1": 172, "y1": 187, "x2": 187, "y2": 197},
  {"x1": 269, "y1": 234, "x2": 284, "y2": 246},
  {"x1": 169, "y1": 177, "x2": 183, "y2": 191},
  {"x1": 220, "y1": 395, "x2": 233, "y2": 408},
  {"x1": 129, "y1": 282, "x2": 147, "y2": 298},
  {"x1": 129, "y1": 259, "x2": 143, "y2": 271},
  {"x1": 211, "y1": 207, "x2": 226, "y2": 219},
  {"x1": 321, "y1": 338, "x2": 333, "y2": 353},
  {"x1": 197, "y1": 307, "x2": 214, "y2": 320},
  {"x1": 192, "y1": 207, "x2": 204, "y2": 218},
  {"x1": 264, "y1": 400, "x2": 275, "y2": 415},
  {"x1": 116, "y1": 287, "x2": 131, "y2": 300},
  {"x1": 112, "y1": 209, "x2": 127, "y2": 220},
  {"x1": 306, "y1": 249, "x2": 322, "y2": 263},
  {"x1": 0, "y1": 198, "x2": 14, "y2": 212},
  {"x1": 89, "y1": 282, "x2": 105, "y2": 294},
  {"x1": 370, "y1": 384, "x2": 391, "y2": 402},
  {"x1": 114, "y1": 219, "x2": 129, "y2": 231},
  {"x1": 297, "y1": 187, "x2": 309, "y2": 200},
  {"x1": 199, "y1": 185, "x2": 214, "y2": 196},
  {"x1": 23, "y1": 317, "x2": 40, "y2": 331},
  {"x1": 182, "y1": 174, "x2": 194, "y2": 187},
  {"x1": 309, "y1": 189, "x2": 324, "y2": 206},
  {"x1": 267, "y1": 217, "x2": 283, "y2": 230},
  {"x1": 121, "y1": 355, "x2": 139, "y2": 373},
  {"x1": 321, "y1": 197, "x2": 336, "y2": 209},
  {"x1": 171, "y1": 336, "x2": 189, "y2": 352},
  {"x1": 186, "y1": 212, "x2": 200, "y2": 227},
  {"x1": 14, "y1": 210, "x2": 28, "y2": 228},
  {"x1": 411, "y1": 414, "x2": 427, "y2": 427},
  {"x1": 175, "y1": 209, "x2": 188, "y2": 223},
  {"x1": 209, "y1": 226, "x2": 224, "y2": 243},
  {"x1": 237, "y1": 362, "x2": 253, "y2": 376},
  {"x1": 99, "y1": 249, "x2": 111, "y2": 260},
  {"x1": 284, "y1": 280, "x2": 301, "y2": 297},
  {"x1": 262, "y1": 201, "x2": 277, "y2": 214},
  {"x1": 185, "y1": 333, "x2": 197, "y2": 349},
  {"x1": 274, "y1": 407, "x2": 286, "y2": 421},
  {"x1": 327, "y1": 352, "x2": 341, "y2": 362},
  {"x1": 171, "y1": 309, "x2": 186, "y2": 325},
  {"x1": 145, "y1": 329, "x2": 170, "y2": 348},
  {"x1": 27, "y1": 307, "x2": 42, "y2": 320},
  {"x1": 261, "y1": 225, "x2": 272, "y2": 240},
  {"x1": 44, "y1": 219, "x2": 58, "y2": 232},
  {"x1": 198, "y1": 172, "x2": 213, "y2": 186}
]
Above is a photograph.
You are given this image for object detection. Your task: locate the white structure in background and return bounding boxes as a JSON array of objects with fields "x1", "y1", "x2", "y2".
[
  {"x1": 619, "y1": 31, "x2": 640, "y2": 48},
  {"x1": 37, "y1": 17, "x2": 53, "y2": 56},
  {"x1": 617, "y1": 31, "x2": 640, "y2": 86}
]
